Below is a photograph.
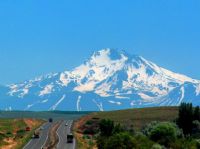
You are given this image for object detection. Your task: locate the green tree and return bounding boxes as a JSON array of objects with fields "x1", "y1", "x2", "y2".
[
  {"x1": 194, "y1": 106, "x2": 200, "y2": 121},
  {"x1": 148, "y1": 122, "x2": 181, "y2": 147},
  {"x1": 192, "y1": 120, "x2": 200, "y2": 138},
  {"x1": 105, "y1": 132, "x2": 136, "y2": 149},
  {"x1": 99, "y1": 119, "x2": 114, "y2": 137},
  {"x1": 177, "y1": 103, "x2": 194, "y2": 135}
]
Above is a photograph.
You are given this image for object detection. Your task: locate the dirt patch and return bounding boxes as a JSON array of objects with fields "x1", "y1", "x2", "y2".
[
  {"x1": 74, "y1": 115, "x2": 98, "y2": 149},
  {"x1": 24, "y1": 119, "x2": 38, "y2": 128},
  {"x1": 1, "y1": 138, "x2": 17, "y2": 149}
]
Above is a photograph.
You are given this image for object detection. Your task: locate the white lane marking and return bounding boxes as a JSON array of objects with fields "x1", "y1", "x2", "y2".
[
  {"x1": 72, "y1": 138, "x2": 76, "y2": 149},
  {"x1": 23, "y1": 122, "x2": 48, "y2": 149},
  {"x1": 23, "y1": 138, "x2": 32, "y2": 149},
  {"x1": 41, "y1": 123, "x2": 51, "y2": 149},
  {"x1": 56, "y1": 121, "x2": 64, "y2": 149}
]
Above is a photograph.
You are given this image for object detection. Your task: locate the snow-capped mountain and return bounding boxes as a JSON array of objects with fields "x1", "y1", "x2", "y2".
[{"x1": 1, "y1": 48, "x2": 200, "y2": 111}]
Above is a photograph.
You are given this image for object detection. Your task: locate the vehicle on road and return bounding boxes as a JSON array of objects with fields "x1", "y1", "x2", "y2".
[
  {"x1": 65, "y1": 123, "x2": 68, "y2": 126},
  {"x1": 26, "y1": 126, "x2": 31, "y2": 131},
  {"x1": 33, "y1": 130, "x2": 40, "y2": 138},
  {"x1": 49, "y1": 118, "x2": 53, "y2": 123},
  {"x1": 67, "y1": 133, "x2": 74, "y2": 143}
]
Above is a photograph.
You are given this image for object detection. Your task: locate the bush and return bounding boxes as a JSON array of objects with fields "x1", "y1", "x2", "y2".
[
  {"x1": 151, "y1": 144, "x2": 164, "y2": 149},
  {"x1": 96, "y1": 135, "x2": 107, "y2": 149},
  {"x1": 142, "y1": 121, "x2": 159, "y2": 136},
  {"x1": 99, "y1": 119, "x2": 114, "y2": 137},
  {"x1": 113, "y1": 123, "x2": 125, "y2": 134},
  {"x1": 192, "y1": 120, "x2": 200, "y2": 138},
  {"x1": 105, "y1": 132, "x2": 136, "y2": 149},
  {"x1": 133, "y1": 133, "x2": 154, "y2": 149},
  {"x1": 170, "y1": 138, "x2": 198, "y2": 149},
  {"x1": 147, "y1": 122, "x2": 181, "y2": 147}
]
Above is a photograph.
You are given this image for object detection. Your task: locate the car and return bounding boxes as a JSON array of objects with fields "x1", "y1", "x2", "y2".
[
  {"x1": 67, "y1": 133, "x2": 74, "y2": 143},
  {"x1": 26, "y1": 127, "x2": 31, "y2": 131},
  {"x1": 49, "y1": 118, "x2": 53, "y2": 123},
  {"x1": 65, "y1": 123, "x2": 68, "y2": 126}
]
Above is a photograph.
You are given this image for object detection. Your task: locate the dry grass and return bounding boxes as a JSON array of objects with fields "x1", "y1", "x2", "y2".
[{"x1": 92, "y1": 107, "x2": 178, "y2": 130}]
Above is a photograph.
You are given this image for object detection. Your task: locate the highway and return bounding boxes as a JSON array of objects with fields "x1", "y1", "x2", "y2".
[
  {"x1": 23, "y1": 122, "x2": 52, "y2": 149},
  {"x1": 23, "y1": 120, "x2": 76, "y2": 149},
  {"x1": 57, "y1": 120, "x2": 76, "y2": 149}
]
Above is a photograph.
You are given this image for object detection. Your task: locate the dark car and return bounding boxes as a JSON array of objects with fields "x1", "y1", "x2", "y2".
[
  {"x1": 49, "y1": 118, "x2": 53, "y2": 123},
  {"x1": 67, "y1": 133, "x2": 74, "y2": 143},
  {"x1": 26, "y1": 127, "x2": 31, "y2": 131}
]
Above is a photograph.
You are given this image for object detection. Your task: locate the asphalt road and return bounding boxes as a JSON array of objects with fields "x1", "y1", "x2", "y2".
[
  {"x1": 23, "y1": 120, "x2": 76, "y2": 149},
  {"x1": 57, "y1": 120, "x2": 76, "y2": 149},
  {"x1": 23, "y1": 122, "x2": 52, "y2": 149}
]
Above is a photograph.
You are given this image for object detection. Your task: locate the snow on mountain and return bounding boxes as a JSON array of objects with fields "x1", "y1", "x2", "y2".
[{"x1": 0, "y1": 48, "x2": 200, "y2": 111}]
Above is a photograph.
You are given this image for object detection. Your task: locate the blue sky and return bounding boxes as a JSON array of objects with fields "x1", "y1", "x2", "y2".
[{"x1": 0, "y1": 0, "x2": 200, "y2": 84}]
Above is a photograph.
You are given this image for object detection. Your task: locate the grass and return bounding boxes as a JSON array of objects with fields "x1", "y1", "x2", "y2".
[
  {"x1": 0, "y1": 118, "x2": 44, "y2": 149},
  {"x1": 74, "y1": 107, "x2": 179, "y2": 149},
  {"x1": 92, "y1": 106, "x2": 179, "y2": 130}
]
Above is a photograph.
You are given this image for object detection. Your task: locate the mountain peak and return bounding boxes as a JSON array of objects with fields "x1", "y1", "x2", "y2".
[
  {"x1": 1, "y1": 48, "x2": 200, "y2": 111},
  {"x1": 91, "y1": 48, "x2": 129, "y2": 61}
]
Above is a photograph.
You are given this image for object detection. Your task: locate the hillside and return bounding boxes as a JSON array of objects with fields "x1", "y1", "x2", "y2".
[
  {"x1": 91, "y1": 106, "x2": 178, "y2": 130},
  {"x1": 74, "y1": 107, "x2": 179, "y2": 148}
]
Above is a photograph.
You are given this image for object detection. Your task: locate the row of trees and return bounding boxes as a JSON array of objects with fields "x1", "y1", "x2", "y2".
[{"x1": 177, "y1": 103, "x2": 200, "y2": 135}]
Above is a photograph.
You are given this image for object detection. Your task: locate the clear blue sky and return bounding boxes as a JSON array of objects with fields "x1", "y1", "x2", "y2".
[{"x1": 0, "y1": 0, "x2": 200, "y2": 84}]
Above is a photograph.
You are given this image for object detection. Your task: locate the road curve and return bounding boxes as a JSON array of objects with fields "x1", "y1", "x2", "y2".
[
  {"x1": 23, "y1": 122, "x2": 51, "y2": 149},
  {"x1": 57, "y1": 120, "x2": 76, "y2": 149},
  {"x1": 43, "y1": 121, "x2": 62, "y2": 149},
  {"x1": 23, "y1": 120, "x2": 76, "y2": 149}
]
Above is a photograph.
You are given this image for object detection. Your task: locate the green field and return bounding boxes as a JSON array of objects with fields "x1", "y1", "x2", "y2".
[
  {"x1": 90, "y1": 107, "x2": 179, "y2": 130},
  {"x1": 0, "y1": 118, "x2": 44, "y2": 149}
]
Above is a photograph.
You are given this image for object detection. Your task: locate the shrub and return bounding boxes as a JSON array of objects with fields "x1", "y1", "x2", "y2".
[
  {"x1": 99, "y1": 119, "x2": 114, "y2": 137},
  {"x1": 192, "y1": 120, "x2": 200, "y2": 138},
  {"x1": 148, "y1": 122, "x2": 181, "y2": 147},
  {"x1": 133, "y1": 133, "x2": 154, "y2": 149},
  {"x1": 151, "y1": 144, "x2": 164, "y2": 149},
  {"x1": 170, "y1": 138, "x2": 198, "y2": 149},
  {"x1": 96, "y1": 135, "x2": 107, "y2": 149},
  {"x1": 105, "y1": 132, "x2": 136, "y2": 149},
  {"x1": 142, "y1": 121, "x2": 159, "y2": 136},
  {"x1": 113, "y1": 123, "x2": 125, "y2": 134}
]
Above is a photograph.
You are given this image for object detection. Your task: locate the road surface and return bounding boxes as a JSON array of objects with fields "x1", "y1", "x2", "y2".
[
  {"x1": 23, "y1": 120, "x2": 76, "y2": 149},
  {"x1": 57, "y1": 120, "x2": 76, "y2": 149},
  {"x1": 23, "y1": 122, "x2": 52, "y2": 149}
]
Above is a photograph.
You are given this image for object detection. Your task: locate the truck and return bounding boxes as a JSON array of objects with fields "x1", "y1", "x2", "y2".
[
  {"x1": 33, "y1": 130, "x2": 40, "y2": 138},
  {"x1": 67, "y1": 133, "x2": 74, "y2": 143}
]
